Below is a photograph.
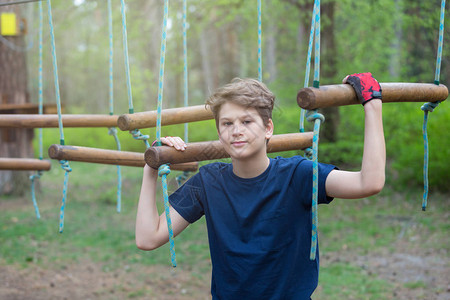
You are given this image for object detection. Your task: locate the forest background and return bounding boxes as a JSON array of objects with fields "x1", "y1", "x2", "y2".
[
  {"x1": 22, "y1": 0, "x2": 448, "y2": 191},
  {"x1": 0, "y1": 1, "x2": 449, "y2": 299}
]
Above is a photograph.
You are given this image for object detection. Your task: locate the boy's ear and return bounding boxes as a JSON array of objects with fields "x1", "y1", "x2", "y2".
[{"x1": 265, "y1": 119, "x2": 274, "y2": 139}]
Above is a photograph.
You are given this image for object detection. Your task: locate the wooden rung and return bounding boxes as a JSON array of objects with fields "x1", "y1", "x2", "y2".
[
  {"x1": 297, "y1": 83, "x2": 449, "y2": 110},
  {"x1": 48, "y1": 144, "x2": 199, "y2": 172},
  {"x1": 0, "y1": 114, "x2": 119, "y2": 128},
  {"x1": 118, "y1": 105, "x2": 213, "y2": 131},
  {"x1": 0, "y1": 103, "x2": 58, "y2": 114},
  {"x1": 0, "y1": 158, "x2": 51, "y2": 171},
  {"x1": 145, "y1": 132, "x2": 314, "y2": 169}
]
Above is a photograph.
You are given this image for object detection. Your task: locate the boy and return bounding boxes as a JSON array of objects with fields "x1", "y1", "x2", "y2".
[{"x1": 135, "y1": 73, "x2": 385, "y2": 299}]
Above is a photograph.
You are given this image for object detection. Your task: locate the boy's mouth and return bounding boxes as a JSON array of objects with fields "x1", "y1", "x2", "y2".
[{"x1": 231, "y1": 141, "x2": 247, "y2": 147}]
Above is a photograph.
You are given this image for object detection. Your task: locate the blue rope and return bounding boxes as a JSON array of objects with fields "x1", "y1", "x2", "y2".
[
  {"x1": 183, "y1": 0, "x2": 189, "y2": 143},
  {"x1": 420, "y1": 0, "x2": 446, "y2": 210},
  {"x1": 159, "y1": 164, "x2": 176, "y2": 267},
  {"x1": 29, "y1": 0, "x2": 44, "y2": 220},
  {"x1": 155, "y1": 0, "x2": 176, "y2": 266},
  {"x1": 434, "y1": 0, "x2": 446, "y2": 85},
  {"x1": 313, "y1": 1, "x2": 320, "y2": 88},
  {"x1": 119, "y1": 0, "x2": 150, "y2": 147},
  {"x1": 109, "y1": 128, "x2": 122, "y2": 213},
  {"x1": 306, "y1": 110, "x2": 324, "y2": 260},
  {"x1": 108, "y1": 0, "x2": 114, "y2": 116},
  {"x1": 29, "y1": 172, "x2": 42, "y2": 219},
  {"x1": 299, "y1": 0, "x2": 318, "y2": 134},
  {"x1": 107, "y1": 0, "x2": 122, "y2": 213},
  {"x1": 156, "y1": 0, "x2": 169, "y2": 145},
  {"x1": 46, "y1": 0, "x2": 72, "y2": 232},
  {"x1": 119, "y1": 0, "x2": 134, "y2": 114},
  {"x1": 257, "y1": 0, "x2": 262, "y2": 82}
]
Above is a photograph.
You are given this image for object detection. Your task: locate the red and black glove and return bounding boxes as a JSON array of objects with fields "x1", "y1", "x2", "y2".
[{"x1": 344, "y1": 72, "x2": 382, "y2": 105}]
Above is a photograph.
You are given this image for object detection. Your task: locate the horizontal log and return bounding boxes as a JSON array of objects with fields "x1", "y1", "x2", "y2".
[
  {"x1": 0, "y1": 114, "x2": 119, "y2": 128},
  {"x1": 118, "y1": 105, "x2": 213, "y2": 130},
  {"x1": 48, "y1": 144, "x2": 198, "y2": 172},
  {"x1": 0, "y1": 158, "x2": 51, "y2": 171},
  {"x1": 145, "y1": 132, "x2": 314, "y2": 169},
  {"x1": 297, "y1": 83, "x2": 449, "y2": 110}
]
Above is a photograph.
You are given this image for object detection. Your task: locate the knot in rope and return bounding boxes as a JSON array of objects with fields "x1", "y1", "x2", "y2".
[
  {"x1": 130, "y1": 129, "x2": 149, "y2": 141},
  {"x1": 29, "y1": 170, "x2": 44, "y2": 181},
  {"x1": 158, "y1": 164, "x2": 171, "y2": 177},
  {"x1": 421, "y1": 101, "x2": 440, "y2": 112},
  {"x1": 306, "y1": 110, "x2": 325, "y2": 123},
  {"x1": 59, "y1": 160, "x2": 72, "y2": 172},
  {"x1": 108, "y1": 127, "x2": 118, "y2": 136},
  {"x1": 303, "y1": 147, "x2": 313, "y2": 160}
]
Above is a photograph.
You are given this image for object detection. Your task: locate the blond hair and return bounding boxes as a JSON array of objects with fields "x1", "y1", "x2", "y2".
[{"x1": 205, "y1": 78, "x2": 275, "y2": 127}]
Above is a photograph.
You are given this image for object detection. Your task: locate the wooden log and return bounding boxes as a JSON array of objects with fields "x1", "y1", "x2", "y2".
[
  {"x1": 0, "y1": 158, "x2": 51, "y2": 171},
  {"x1": 145, "y1": 132, "x2": 314, "y2": 169},
  {"x1": 0, "y1": 114, "x2": 119, "y2": 128},
  {"x1": 48, "y1": 144, "x2": 198, "y2": 172},
  {"x1": 117, "y1": 105, "x2": 213, "y2": 131},
  {"x1": 297, "y1": 83, "x2": 449, "y2": 110}
]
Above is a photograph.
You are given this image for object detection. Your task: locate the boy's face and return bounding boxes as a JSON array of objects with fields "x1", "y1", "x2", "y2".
[{"x1": 217, "y1": 102, "x2": 273, "y2": 160}]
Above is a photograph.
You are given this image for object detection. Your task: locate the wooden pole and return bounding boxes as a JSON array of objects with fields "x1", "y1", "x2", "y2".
[
  {"x1": 0, "y1": 114, "x2": 119, "y2": 128},
  {"x1": 117, "y1": 105, "x2": 213, "y2": 131},
  {"x1": 0, "y1": 158, "x2": 51, "y2": 171},
  {"x1": 145, "y1": 132, "x2": 314, "y2": 169},
  {"x1": 48, "y1": 144, "x2": 198, "y2": 172},
  {"x1": 297, "y1": 83, "x2": 449, "y2": 110}
]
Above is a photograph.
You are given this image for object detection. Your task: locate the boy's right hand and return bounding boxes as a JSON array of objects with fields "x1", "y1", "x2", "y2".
[
  {"x1": 342, "y1": 72, "x2": 382, "y2": 105},
  {"x1": 153, "y1": 136, "x2": 187, "y2": 151}
]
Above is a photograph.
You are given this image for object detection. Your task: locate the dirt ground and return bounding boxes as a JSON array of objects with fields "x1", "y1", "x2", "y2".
[{"x1": 1, "y1": 245, "x2": 448, "y2": 300}]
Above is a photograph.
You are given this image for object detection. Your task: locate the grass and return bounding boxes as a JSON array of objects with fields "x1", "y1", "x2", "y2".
[{"x1": 1, "y1": 161, "x2": 448, "y2": 299}]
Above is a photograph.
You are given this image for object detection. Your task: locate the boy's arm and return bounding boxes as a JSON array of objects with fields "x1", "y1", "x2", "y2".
[
  {"x1": 325, "y1": 74, "x2": 386, "y2": 199},
  {"x1": 135, "y1": 137, "x2": 190, "y2": 250}
]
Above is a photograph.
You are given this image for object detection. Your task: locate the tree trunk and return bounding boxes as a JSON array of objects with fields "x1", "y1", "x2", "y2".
[
  {"x1": 319, "y1": 1, "x2": 339, "y2": 143},
  {"x1": 0, "y1": 1, "x2": 33, "y2": 195}
]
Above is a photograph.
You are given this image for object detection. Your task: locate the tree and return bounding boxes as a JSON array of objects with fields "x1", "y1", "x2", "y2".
[{"x1": 0, "y1": 1, "x2": 33, "y2": 195}]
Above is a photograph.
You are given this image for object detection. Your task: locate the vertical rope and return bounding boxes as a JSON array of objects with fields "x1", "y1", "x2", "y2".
[
  {"x1": 257, "y1": 0, "x2": 262, "y2": 82},
  {"x1": 119, "y1": 0, "x2": 133, "y2": 114},
  {"x1": 29, "y1": 0, "x2": 44, "y2": 220},
  {"x1": 119, "y1": 0, "x2": 150, "y2": 148},
  {"x1": 107, "y1": 0, "x2": 122, "y2": 213},
  {"x1": 159, "y1": 165, "x2": 176, "y2": 267},
  {"x1": 306, "y1": 110, "x2": 324, "y2": 260},
  {"x1": 46, "y1": 0, "x2": 72, "y2": 233},
  {"x1": 312, "y1": 1, "x2": 320, "y2": 88},
  {"x1": 300, "y1": 0, "x2": 323, "y2": 261},
  {"x1": 155, "y1": 0, "x2": 176, "y2": 267},
  {"x1": 183, "y1": 0, "x2": 189, "y2": 143},
  {"x1": 434, "y1": 0, "x2": 446, "y2": 85},
  {"x1": 299, "y1": 0, "x2": 317, "y2": 134},
  {"x1": 421, "y1": 0, "x2": 445, "y2": 210},
  {"x1": 156, "y1": 0, "x2": 169, "y2": 146}
]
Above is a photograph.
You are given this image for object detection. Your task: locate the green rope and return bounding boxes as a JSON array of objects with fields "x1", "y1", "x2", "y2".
[
  {"x1": 299, "y1": 0, "x2": 322, "y2": 261},
  {"x1": 119, "y1": 0, "x2": 150, "y2": 148},
  {"x1": 257, "y1": 0, "x2": 262, "y2": 82},
  {"x1": 155, "y1": 0, "x2": 176, "y2": 267},
  {"x1": 29, "y1": 0, "x2": 44, "y2": 220},
  {"x1": 46, "y1": 0, "x2": 72, "y2": 233},
  {"x1": 421, "y1": 0, "x2": 446, "y2": 210},
  {"x1": 107, "y1": 0, "x2": 122, "y2": 213}
]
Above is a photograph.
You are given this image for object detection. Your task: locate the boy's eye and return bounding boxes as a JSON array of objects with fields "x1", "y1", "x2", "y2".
[
  {"x1": 223, "y1": 122, "x2": 233, "y2": 126},
  {"x1": 243, "y1": 120, "x2": 252, "y2": 125}
]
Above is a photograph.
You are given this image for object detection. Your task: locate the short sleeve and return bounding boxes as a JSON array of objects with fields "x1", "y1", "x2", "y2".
[
  {"x1": 169, "y1": 173, "x2": 205, "y2": 223},
  {"x1": 293, "y1": 157, "x2": 338, "y2": 205}
]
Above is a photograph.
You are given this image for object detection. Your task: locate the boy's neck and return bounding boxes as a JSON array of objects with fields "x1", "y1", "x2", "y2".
[{"x1": 231, "y1": 155, "x2": 270, "y2": 179}]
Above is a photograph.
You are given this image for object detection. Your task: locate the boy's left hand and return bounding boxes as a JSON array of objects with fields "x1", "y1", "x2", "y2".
[
  {"x1": 343, "y1": 72, "x2": 382, "y2": 105},
  {"x1": 153, "y1": 136, "x2": 187, "y2": 151}
]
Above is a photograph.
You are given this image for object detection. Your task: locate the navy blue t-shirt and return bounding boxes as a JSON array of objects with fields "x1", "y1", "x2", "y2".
[{"x1": 169, "y1": 156, "x2": 337, "y2": 300}]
